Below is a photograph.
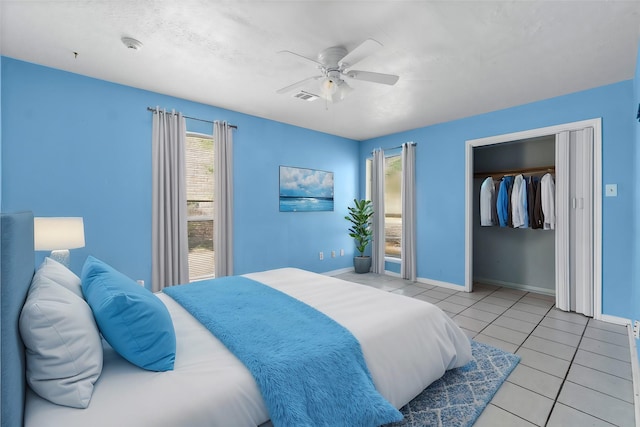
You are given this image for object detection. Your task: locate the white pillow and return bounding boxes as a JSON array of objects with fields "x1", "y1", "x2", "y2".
[
  {"x1": 35, "y1": 257, "x2": 84, "y2": 298},
  {"x1": 20, "y1": 269, "x2": 103, "y2": 408}
]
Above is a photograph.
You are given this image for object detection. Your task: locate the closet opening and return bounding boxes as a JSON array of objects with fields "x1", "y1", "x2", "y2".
[
  {"x1": 472, "y1": 136, "x2": 556, "y2": 296},
  {"x1": 464, "y1": 118, "x2": 603, "y2": 320}
]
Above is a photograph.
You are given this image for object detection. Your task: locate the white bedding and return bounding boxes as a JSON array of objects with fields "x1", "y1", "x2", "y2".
[{"x1": 25, "y1": 268, "x2": 472, "y2": 427}]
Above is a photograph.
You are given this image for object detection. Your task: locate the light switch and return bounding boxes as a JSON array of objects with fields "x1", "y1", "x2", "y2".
[{"x1": 605, "y1": 184, "x2": 617, "y2": 197}]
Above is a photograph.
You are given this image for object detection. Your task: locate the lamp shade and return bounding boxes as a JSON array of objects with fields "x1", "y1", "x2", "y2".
[{"x1": 34, "y1": 217, "x2": 85, "y2": 251}]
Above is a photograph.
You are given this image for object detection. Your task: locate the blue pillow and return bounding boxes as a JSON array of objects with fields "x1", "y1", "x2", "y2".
[{"x1": 81, "y1": 256, "x2": 175, "y2": 371}]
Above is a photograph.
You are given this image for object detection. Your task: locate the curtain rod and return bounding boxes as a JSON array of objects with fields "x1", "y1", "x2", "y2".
[
  {"x1": 372, "y1": 142, "x2": 416, "y2": 154},
  {"x1": 146, "y1": 107, "x2": 237, "y2": 129}
]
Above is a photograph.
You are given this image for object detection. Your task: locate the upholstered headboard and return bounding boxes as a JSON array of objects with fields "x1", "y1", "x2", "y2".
[{"x1": 1, "y1": 211, "x2": 35, "y2": 427}]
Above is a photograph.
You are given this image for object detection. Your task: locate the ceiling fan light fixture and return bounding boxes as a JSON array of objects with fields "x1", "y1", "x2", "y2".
[
  {"x1": 322, "y1": 78, "x2": 338, "y2": 96},
  {"x1": 320, "y1": 78, "x2": 352, "y2": 103},
  {"x1": 321, "y1": 79, "x2": 339, "y2": 103},
  {"x1": 335, "y1": 79, "x2": 353, "y2": 101}
]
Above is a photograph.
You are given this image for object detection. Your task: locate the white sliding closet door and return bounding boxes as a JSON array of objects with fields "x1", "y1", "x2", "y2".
[
  {"x1": 556, "y1": 132, "x2": 570, "y2": 311},
  {"x1": 572, "y1": 128, "x2": 594, "y2": 316},
  {"x1": 556, "y1": 128, "x2": 594, "y2": 316}
]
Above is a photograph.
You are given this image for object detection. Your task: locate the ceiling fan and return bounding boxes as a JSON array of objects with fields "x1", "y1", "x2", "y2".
[{"x1": 276, "y1": 39, "x2": 399, "y2": 103}]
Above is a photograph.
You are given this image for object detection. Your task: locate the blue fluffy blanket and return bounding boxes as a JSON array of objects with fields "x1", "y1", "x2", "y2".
[{"x1": 164, "y1": 276, "x2": 402, "y2": 427}]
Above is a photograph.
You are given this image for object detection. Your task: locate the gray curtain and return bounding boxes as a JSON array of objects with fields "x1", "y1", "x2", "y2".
[
  {"x1": 214, "y1": 121, "x2": 234, "y2": 277},
  {"x1": 151, "y1": 108, "x2": 189, "y2": 292},
  {"x1": 371, "y1": 148, "x2": 385, "y2": 274},
  {"x1": 401, "y1": 143, "x2": 416, "y2": 281}
]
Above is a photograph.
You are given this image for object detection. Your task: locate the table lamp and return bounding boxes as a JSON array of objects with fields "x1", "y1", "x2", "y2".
[{"x1": 34, "y1": 217, "x2": 85, "y2": 267}]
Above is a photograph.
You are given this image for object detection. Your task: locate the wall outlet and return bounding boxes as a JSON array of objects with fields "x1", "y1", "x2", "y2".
[
  {"x1": 340, "y1": 249, "x2": 344, "y2": 256},
  {"x1": 319, "y1": 251, "x2": 324, "y2": 260},
  {"x1": 605, "y1": 184, "x2": 618, "y2": 197},
  {"x1": 634, "y1": 321, "x2": 640, "y2": 339},
  {"x1": 331, "y1": 250, "x2": 336, "y2": 258},
  {"x1": 136, "y1": 280, "x2": 145, "y2": 287}
]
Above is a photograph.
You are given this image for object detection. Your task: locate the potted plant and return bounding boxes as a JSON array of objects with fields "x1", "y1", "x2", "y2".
[{"x1": 345, "y1": 198, "x2": 373, "y2": 273}]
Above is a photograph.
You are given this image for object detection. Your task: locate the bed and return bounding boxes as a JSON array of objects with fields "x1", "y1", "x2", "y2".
[{"x1": 1, "y1": 211, "x2": 472, "y2": 427}]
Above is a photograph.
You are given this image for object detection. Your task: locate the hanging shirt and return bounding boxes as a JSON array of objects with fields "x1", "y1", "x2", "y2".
[
  {"x1": 528, "y1": 176, "x2": 541, "y2": 229},
  {"x1": 521, "y1": 175, "x2": 529, "y2": 228},
  {"x1": 541, "y1": 173, "x2": 555, "y2": 230},
  {"x1": 511, "y1": 174, "x2": 528, "y2": 228},
  {"x1": 507, "y1": 179, "x2": 514, "y2": 228},
  {"x1": 491, "y1": 180, "x2": 500, "y2": 226},
  {"x1": 480, "y1": 177, "x2": 495, "y2": 226},
  {"x1": 496, "y1": 176, "x2": 514, "y2": 227},
  {"x1": 533, "y1": 176, "x2": 544, "y2": 229}
]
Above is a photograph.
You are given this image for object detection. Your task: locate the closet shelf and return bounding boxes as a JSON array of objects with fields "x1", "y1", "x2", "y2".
[{"x1": 474, "y1": 165, "x2": 555, "y2": 178}]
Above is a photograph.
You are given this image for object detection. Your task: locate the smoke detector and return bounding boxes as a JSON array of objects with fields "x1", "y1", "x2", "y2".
[{"x1": 121, "y1": 37, "x2": 143, "y2": 51}]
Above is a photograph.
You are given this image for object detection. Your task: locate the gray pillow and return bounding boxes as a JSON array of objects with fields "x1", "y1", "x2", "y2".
[
  {"x1": 19, "y1": 264, "x2": 103, "y2": 408},
  {"x1": 36, "y1": 257, "x2": 84, "y2": 298}
]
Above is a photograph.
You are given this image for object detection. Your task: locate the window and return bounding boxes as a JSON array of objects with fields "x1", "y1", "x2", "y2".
[
  {"x1": 366, "y1": 154, "x2": 402, "y2": 258},
  {"x1": 186, "y1": 133, "x2": 214, "y2": 280},
  {"x1": 384, "y1": 155, "x2": 402, "y2": 257}
]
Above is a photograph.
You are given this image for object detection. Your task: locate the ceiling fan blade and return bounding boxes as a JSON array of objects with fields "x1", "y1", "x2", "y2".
[
  {"x1": 345, "y1": 70, "x2": 399, "y2": 86},
  {"x1": 276, "y1": 76, "x2": 322, "y2": 94},
  {"x1": 278, "y1": 50, "x2": 321, "y2": 68},
  {"x1": 338, "y1": 39, "x2": 383, "y2": 69}
]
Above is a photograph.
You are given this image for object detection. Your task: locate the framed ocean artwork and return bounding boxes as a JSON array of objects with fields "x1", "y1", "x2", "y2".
[{"x1": 279, "y1": 166, "x2": 334, "y2": 212}]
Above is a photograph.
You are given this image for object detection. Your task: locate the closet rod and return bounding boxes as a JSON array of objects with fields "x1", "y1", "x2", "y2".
[
  {"x1": 146, "y1": 107, "x2": 237, "y2": 129},
  {"x1": 474, "y1": 165, "x2": 555, "y2": 178}
]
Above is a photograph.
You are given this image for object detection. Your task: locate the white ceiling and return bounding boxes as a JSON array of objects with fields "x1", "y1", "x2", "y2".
[{"x1": 1, "y1": 1, "x2": 639, "y2": 140}]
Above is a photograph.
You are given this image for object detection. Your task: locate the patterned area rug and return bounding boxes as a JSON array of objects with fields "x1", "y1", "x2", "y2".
[{"x1": 387, "y1": 340, "x2": 520, "y2": 427}]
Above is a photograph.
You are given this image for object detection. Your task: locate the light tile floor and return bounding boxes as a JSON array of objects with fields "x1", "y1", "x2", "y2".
[{"x1": 333, "y1": 271, "x2": 636, "y2": 427}]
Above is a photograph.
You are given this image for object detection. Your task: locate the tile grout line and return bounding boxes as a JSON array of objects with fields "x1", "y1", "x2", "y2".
[
  {"x1": 469, "y1": 289, "x2": 582, "y2": 426},
  {"x1": 491, "y1": 293, "x2": 557, "y2": 425},
  {"x1": 336, "y1": 273, "x2": 635, "y2": 426},
  {"x1": 436, "y1": 282, "x2": 633, "y2": 426},
  {"x1": 458, "y1": 288, "x2": 520, "y2": 338},
  {"x1": 491, "y1": 304, "x2": 634, "y2": 424},
  {"x1": 540, "y1": 316, "x2": 588, "y2": 426},
  {"x1": 454, "y1": 289, "x2": 555, "y2": 425},
  {"x1": 472, "y1": 290, "x2": 546, "y2": 348},
  {"x1": 568, "y1": 352, "x2": 634, "y2": 382}
]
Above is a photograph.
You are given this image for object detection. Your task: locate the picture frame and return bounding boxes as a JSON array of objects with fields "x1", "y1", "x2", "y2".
[{"x1": 279, "y1": 166, "x2": 334, "y2": 212}]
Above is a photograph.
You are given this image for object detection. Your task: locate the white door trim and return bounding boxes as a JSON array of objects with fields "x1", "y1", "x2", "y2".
[{"x1": 464, "y1": 118, "x2": 603, "y2": 319}]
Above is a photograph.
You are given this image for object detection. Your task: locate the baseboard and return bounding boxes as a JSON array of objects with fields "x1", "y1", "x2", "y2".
[
  {"x1": 416, "y1": 277, "x2": 466, "y2": 292},
  {"x1": 326, "y1": 264, "x2": 462, "y2": 289},
  {"x1": 323, "y1": 267, "x2": 354, "y2": 276},
  {"x1": 600, "y1": 314, "x2": 631, "y2": 326},
  {"x1": 626, "y1": 325, "x2": 640, "y2": 427},
  {"x1": 473, "y1": 277, "x2": 556, "y2": 296}
]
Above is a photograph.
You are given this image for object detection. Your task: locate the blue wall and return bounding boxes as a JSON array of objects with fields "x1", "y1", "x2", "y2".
[
  {"x1": 1, "y1": 57, "x2": 359, "y2": 288},
  {"x1": 2, "y1": 55, "x2": 637, "y2": 321},
  {"x1": 361, "y1": 81, "x2": 635, "y2": 319}
]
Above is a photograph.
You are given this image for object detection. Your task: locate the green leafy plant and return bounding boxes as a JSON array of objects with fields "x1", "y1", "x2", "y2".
[{"x1": 345, "y1": 199, "x2": 373, "y2": 257}]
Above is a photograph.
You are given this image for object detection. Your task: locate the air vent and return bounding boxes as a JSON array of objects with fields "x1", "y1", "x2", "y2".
[{"x1": 293, "y1": 91, "x2": 319, "y2": 102}]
